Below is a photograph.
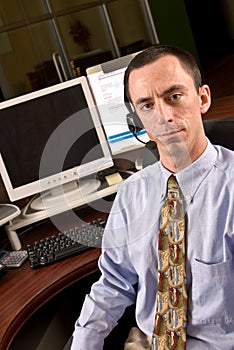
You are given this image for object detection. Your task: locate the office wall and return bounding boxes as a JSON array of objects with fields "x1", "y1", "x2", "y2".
[
  {"x1": 219, "y1": 0, "x2": 234, "y2": 40},
  {"x1": 0, "y1": 178, "x2": 9, "y2": 202},
  {"x1": 184, "y1": 0, "x2": 232, "y2": 67},
  {"x1": 148, "y1": 0, "x2": 199, "y2": 62}
]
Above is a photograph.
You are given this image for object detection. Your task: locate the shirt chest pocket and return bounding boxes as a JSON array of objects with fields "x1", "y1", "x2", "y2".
[{"x1": 191, "y1": 258, "x2": 234, "y2": 324}]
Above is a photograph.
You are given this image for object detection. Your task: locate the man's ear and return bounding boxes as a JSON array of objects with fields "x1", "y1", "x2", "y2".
[{"x1": 199, "y1": 84, "x2": 211, "y2": 114}]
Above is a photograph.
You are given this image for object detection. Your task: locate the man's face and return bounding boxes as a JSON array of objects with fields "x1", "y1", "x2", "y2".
[{"x1": 128, "y1": 55, "x2": 211, "y2": 161}]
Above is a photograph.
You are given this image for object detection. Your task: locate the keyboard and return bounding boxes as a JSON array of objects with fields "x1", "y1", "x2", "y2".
[{"x1": 27, "y1": 217, "x2": 107, "y2": 268}]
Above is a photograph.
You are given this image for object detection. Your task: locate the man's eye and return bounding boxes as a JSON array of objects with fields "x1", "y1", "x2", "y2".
[
  {"x1": 140, "y1": 103, "x2": 153, "y2": 111},
  {"x1": 169, "y1": 94, "x2": 181, "y2": 102}
]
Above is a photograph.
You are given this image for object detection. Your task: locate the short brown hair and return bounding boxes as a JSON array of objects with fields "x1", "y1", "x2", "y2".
[{"x1": 124, "y1": 44, "x2": 202, "y2": 103}]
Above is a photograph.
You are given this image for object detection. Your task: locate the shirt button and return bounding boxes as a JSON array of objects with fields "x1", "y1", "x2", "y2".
[{"x1": 185, "y1": 194, "x2": 192, "y2": 202}]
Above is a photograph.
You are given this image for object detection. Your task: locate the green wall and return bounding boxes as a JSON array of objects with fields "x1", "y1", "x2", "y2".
[{"x1": 149, "y1": 0, "x2": 199, "y2": 63}]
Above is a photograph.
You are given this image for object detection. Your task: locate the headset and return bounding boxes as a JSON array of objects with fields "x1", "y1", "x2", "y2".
[
  {"x1": 124, "y1": 91, "x2": 146, "y2": 144},
  {"x1": 124, "y1": 90, "x2": 160, "y2": 163}
]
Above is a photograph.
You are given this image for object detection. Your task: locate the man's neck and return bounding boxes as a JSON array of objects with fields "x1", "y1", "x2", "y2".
[
  {"x1": 159, "y1": 138, "x2": 208, "y2": 173},
  {"x1": 160, "y1": 154, "x2": 192, "y2": 173}
]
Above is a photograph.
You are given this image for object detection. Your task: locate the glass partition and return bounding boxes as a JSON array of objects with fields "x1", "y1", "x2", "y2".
[
  {"x1": 0, "y1": 0, "x2": 157, "y2": 100},
  {"x1": 0, "y1": 22, "x2": 65, "y2": 99},
  {"x1": 51, "y1": 0, "x2": 100, "y2": 11},
  {"x1": 0, "y1": 0, "x2": 48, "y2": 24},
  {"x1": 107, "y1": 0, "x2": 155, "y2": 55},
  {"x1": 57, "y1": 6, "x2": 115, "y2": 77}
]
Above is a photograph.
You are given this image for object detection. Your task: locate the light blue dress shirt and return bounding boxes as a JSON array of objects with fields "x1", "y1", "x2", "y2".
[{"x1": 71, "y1": 140, "x2": 234, "y2": 350}]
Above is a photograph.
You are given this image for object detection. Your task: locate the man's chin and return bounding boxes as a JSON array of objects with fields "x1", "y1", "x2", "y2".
[
  {"x1": 158, "y1": 134, "x2": 184, "y2": 146},
  {"x1": 158, "y1": 138, "x2": 188, "y2": 155}
]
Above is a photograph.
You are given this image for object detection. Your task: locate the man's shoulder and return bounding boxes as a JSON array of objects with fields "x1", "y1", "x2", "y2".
[
  {"x1": 216, "y1": 144, "x2": 234, "y2": 157},
  {"x1": 114, "y1": 161, "x2": 163, "y2": 210},
  {"x1": 117, "y1": 161, "x2": 162, "y2": 199},
  {"x1": 125, "y1": 161, "x2": 161, "y2": 184},
  {"x1": 214, "y1": 144, "x2": 234, "y2": 173}
]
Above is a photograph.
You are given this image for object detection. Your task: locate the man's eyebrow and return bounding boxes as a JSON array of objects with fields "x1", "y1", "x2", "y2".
[
  {"x1": 135, "y1": 97, "x2": 151, "y2": 107},
  {"x1": 134, "y1": 84, "x2": 188, "y2": 107},
  {"x1": 161, "y1": 84, "x2": 188, "y2": 96}
]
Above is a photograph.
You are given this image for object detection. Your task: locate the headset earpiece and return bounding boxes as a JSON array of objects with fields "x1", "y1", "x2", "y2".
[
  {"x1": 126, "y1": 112, "x2": 144, "y2": 134},
  {"x1": 124, "y1": 92, "x2": 144, "y2": 134}
]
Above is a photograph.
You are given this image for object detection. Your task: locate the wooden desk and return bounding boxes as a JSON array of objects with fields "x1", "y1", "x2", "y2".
[{"x1": 0, "y1": 208, "x2": 103, "y2": 350}]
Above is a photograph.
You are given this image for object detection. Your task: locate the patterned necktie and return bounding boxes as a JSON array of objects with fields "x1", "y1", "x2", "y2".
[{"x1": 152, "y1": 175, "x2": 187, "y2": 350}]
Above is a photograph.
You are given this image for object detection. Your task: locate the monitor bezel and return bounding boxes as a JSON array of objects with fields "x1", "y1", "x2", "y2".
[
  {"x1": 86, "y1": 52, "x2": 150, "y2": 156},
  {"x1": 0, "y1": 76, "x2": 113, "y2": 202}
]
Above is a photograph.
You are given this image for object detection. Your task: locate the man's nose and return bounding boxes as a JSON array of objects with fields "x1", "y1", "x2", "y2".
[{"x1": 154, "y1": 101, "x2": 173, "y2": 124}]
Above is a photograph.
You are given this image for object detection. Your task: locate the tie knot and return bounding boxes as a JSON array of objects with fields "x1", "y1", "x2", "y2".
[
  {"x1": 167, "y1": 176, "x2": 181, "y2": 202},
  {"x1": 167, "y1": 175, "x2": 179, "y2": 190}
]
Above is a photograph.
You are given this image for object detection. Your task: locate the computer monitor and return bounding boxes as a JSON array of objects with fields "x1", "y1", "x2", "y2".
[
  {"x1": 86, "y1": 53, "x2": 149, "y2": 156},
  {"x1": 0, "y1": 76, "x2": 113, "y2": 211}
]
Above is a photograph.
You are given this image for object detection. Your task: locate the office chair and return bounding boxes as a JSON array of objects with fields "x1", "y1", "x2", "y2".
[{"x1": 203, "y1": 117, "x2": 234, "y2": 151}]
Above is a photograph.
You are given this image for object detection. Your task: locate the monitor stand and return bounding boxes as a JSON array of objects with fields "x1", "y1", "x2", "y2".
[{"x1": 26, "y1": 179, "x2": 101, "y2": 214}]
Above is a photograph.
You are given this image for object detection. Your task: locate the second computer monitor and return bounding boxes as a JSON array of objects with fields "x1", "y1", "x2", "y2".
[{"x1": 87, "y1": 53, "x2": 149, "y2": 156}]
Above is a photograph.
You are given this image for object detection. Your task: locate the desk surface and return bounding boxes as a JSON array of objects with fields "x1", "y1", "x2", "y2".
[{"x1": 0, "y1": 209, "x2": 102, "y2": 350}]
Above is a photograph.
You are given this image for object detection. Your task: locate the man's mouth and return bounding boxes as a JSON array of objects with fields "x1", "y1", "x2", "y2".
[{"x1": 158, "y1": 128, "x2": 184, "y2": 138}]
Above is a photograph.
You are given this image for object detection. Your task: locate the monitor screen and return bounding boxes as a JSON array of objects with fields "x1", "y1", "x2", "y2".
[
  {"x1": 0, "y1": 76, "x2": 113, "y2": 210},
  {"x1": 87, "y1": 53, "x2": 149, "y2": 156}
]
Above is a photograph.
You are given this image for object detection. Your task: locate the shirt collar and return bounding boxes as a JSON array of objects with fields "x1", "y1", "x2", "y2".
[{"x1": 159, "y1": 140, "x2": 217, "y2": 204}]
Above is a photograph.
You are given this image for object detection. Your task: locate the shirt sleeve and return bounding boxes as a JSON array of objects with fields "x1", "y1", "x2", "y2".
[
  {"x1": 70, "y1": 327, "x2": 104, "y2": 350},
  {"x1": 71, "y1": 182, "x2": 139, "y2": 348}
]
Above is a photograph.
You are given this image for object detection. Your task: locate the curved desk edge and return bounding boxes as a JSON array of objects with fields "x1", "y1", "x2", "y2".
[{"x1": 0, "y1": 248, "x2": 101, "y2": 350}]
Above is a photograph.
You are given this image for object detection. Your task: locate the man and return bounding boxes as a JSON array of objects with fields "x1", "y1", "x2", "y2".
[{"x1": 71, "y1": 45, "x2": 234, "y2": 349}]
